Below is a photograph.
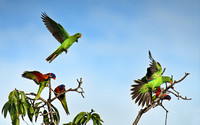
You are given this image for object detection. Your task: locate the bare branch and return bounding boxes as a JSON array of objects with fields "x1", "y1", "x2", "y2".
[
  {"x1": 51, "y1": 78, "x2": 84, "y2": 102},
  {"x1": 173, "y1": 73, "x2": 190, "y2": 84},
  {"x1": 168, "y1": 90, "x2": 192, "y2": 100},
  {"x1": 25, "y1": 92, "x2": 47, "y2": 104}
]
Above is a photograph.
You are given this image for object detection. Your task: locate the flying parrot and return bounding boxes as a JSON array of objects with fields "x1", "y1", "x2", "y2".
[
  {"x1": 41, "y1": 12, "x2": 82, "y2": 63},
  {"x1": 54, "y1": 84, "x2": 70, "y2": 115},
  {"x1": 22, "y1": 71, "x2": 56, "y2": 100},
  {"x1": 152, "y1": 87, "x2": 171, "y2": 101},
  {"x1": 130, "y1": 51, "x2": 173, "y2": 107}
]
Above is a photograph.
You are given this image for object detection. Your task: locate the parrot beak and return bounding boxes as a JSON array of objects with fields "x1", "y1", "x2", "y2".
[
  {"x1": 170, "y1": 81, "x2": 173, "y2": 84},
  {"x1": 53, "y1": 77, "x2": 56, "y2": 80}
]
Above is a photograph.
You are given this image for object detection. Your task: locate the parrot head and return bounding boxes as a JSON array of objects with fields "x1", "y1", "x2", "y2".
[
  {"x1": 59, "y1": 84, "x2": 65, "y2": 91},
  {"x1": 46, "y1": 73, "x2": 56, "y2": 80},
  {"x1": 165, "y1": 95, "x2": 171, "y2": 101},
  {"x1": 75, "y1": 33, "x2": 82, "y2": 42}
]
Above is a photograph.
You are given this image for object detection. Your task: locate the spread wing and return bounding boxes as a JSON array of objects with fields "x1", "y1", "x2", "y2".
[
  {"x1": 130, "y1": 79, "x2": 152, "y2": 107},
  {"x1": 22, "y1": 71, "x2": 42, "y2": 85},
  {"x1": 146, "y1": 50, "x2": 162, "y2": 81},
  {"x1": 41, "y1": 12, "x2": 70, "y2": 44}
]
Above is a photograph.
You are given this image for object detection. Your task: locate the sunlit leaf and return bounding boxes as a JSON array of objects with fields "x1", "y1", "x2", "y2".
[
  {"x1": 9, "y1": 91, "x2": 15, "y2": 104},
  {"x1": 85, "y1": 112, "x2": 91, "y2": 124},
  {"x1": 72, "y1": 112, "x2": 86, "y2": 125}
]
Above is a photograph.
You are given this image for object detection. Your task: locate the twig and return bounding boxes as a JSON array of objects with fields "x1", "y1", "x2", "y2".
[
  {"x1": 47, "y1": 78, "x2": 56, "y2": 125},
  {"x1": 25, "y1": 93, "x2": 47, "y2": 104},
  {"x1": 168, "y1": 90, "x2": 192, "y2": 100},
  {"x1": 51, "y1": 78, "x2": 84, "y2": 102}
]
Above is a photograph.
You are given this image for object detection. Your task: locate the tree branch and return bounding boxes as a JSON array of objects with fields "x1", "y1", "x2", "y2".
[{"x1": 51, "y1": 78, "x2": 84, "y2": 102}]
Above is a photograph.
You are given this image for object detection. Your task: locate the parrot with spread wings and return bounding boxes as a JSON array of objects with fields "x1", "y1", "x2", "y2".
[
  {"x1": 130, "y1": 51, "x2": 173, "y2": 107},
  {"x1": 22, "y1": 71, "x2": 56, "y2": 100},
  {"x1": 41, "y1": 12, "x2": 82, "y2": 63},
  {"x1": 54, "y1": 84, "x2": 70, "y2": 115}
]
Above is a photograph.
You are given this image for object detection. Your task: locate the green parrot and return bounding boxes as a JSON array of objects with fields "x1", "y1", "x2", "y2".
[
  {"x1": 130, "y1": 51, "x2": 173, "y2": 107},
  {"x1": 41, "y1": 12, "x2": 82, "y2": 63}
]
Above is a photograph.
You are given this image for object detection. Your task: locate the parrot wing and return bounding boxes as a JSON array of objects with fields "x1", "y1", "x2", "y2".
[
  {"x1": 41, "y1": 12, "x2": 70, "y2": 44},
  {"x1": 22, "y1": 71, "x2": 43, "y2": 85},
  {"x1": 59, "y1": 95, "x2": 70, "y2": 115},
  {"x1": 131, "y1": 79, "x2": 152, "y2": 107},
  {"x1": 146, "y1": 50, "x2": 162, "y2": 81}
]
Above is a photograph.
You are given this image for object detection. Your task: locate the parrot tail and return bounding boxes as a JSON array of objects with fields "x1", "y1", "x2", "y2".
[
  {"x1": 46, "y1": 50, "x2": 58, "y2": 63},
  {"x1": 35, "y1": 84, "x2": 45, "y2": 100},
  {"x1": 130, "y1": 80, "x2": 152, "y2": 107},
  {"x1": 60, "y1": 97, "x2": 70, "y2": 115}
]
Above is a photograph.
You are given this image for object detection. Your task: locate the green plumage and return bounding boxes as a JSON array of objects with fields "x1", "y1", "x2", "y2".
[
  {"x1": 35, "y1": 82, "x2": 47, "y2": 100},
  {"x1": 130, "y1": 51, "x2": 173, "y2": 107},
  {"x1": 59, "y1": 95, "x2": 70, "y2": 115},
  {"x1": 41, "y1": 12, "x2": 82, "y2": 63}
]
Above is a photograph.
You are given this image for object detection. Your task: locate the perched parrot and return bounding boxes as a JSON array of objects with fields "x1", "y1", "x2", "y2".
[
  {"x1": 41, "y1": 12, "x2": 82, "y2": 63},
  {"x1": 54, "y1": 84, "x2": 70, "y2": 115},
  {"x1": 130, "y1": 51, "x2": 173, "y2": 107},
  {"x1": 22, "y1": 71, "x2": 56, "y2": 100},
  {"x1": 152, "y1": 87, "x2": 171, "y2": 101}
]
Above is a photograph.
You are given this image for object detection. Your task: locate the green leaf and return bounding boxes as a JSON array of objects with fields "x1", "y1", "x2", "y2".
[
  {"x1": 9, "y1": 91, "x2": 15, "y2": 104},
  {"x1": 27, "y1": 102, "x2": 34, "y2": 122},
  {"x1": 14, "y1": 90, "x2": 20, "y2": 102},
  {"x1": 20, "y1": 91, "x2": 26, "y2": 103},
  {"x1": 13, "y1": 97, "x2": 19, "y2": 115},
  {"x1": 92, "y1": 113, "x2": 104, "y2": 123},
  {"x1": 2, "y1": 101, "x2": 11, "y2": 118},
  {"x1": 85, "y1": 112, "x2": 91, "y2": 124},
  {"x1": 79, "y1": 116, "x2": 87, "y2": 125},
  {"x1": 51, "y1": 104, "x2": 60, "y2": 125},
  {"x1": 21, "y1": 102, "x2": 27, "y2": 116},
  {"x1": 43, "y1": 110, "x2": 49, "y2": 124},
  {"x1": 9, "y1": 104, "x2": 17, "y2": 123},
  {"x1": 63, "y1": 123, "x2": 72, "y2": 125},
  {"x1": 91, "y1": 116, "x2": 97, "y2": 125},
  {"x1": 35, "y1": 102, "x2": 43, "y2": 107},
  {"x1": 19, "y1": 102, "x2": 24, "y2": 115},
  {"x1": 72, "y1": 112, "x2": 86, "y2": 124},
  {"x1": 35, "y1": 107, "x2": 40, "y2": 122}
]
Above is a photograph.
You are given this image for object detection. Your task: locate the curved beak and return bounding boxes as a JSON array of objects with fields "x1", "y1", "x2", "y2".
[
  {"x1": 53, "y1": 77, "x2": 56, "y2": 80},
  {"x1": 170, "y1": 81, "x2": 173, "y2": 84}
]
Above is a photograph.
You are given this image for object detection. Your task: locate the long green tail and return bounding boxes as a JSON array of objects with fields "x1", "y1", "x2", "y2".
[
  {"x1": 35, "y1": 83, "x2": 46, "y2": 100},
  {"x1": 60, "y1": 96, "x2": 70, "y2": 115}
]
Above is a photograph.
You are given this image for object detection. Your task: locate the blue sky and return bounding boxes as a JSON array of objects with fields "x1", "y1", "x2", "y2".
[{"x1": 0, "y1": 0, "x2": 200, "y2": 125}]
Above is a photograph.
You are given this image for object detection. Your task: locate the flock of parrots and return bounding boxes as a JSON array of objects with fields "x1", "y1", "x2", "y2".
[{"x1": 21, "y1": 12, "x2": 172, "y2": 115}]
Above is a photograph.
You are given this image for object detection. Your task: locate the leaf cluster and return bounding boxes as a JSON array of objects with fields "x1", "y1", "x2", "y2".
[
  {"x1": 65, "y1": 109, "x2": 103, "y2": 125},
  {"x1": 1, "y1": 89, "x2": 33, "y2": 125}
]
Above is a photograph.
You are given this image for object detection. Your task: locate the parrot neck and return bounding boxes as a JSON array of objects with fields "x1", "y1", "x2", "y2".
[{"x1": 162, "y1": 76, "x2": 171, "y2": 83}]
